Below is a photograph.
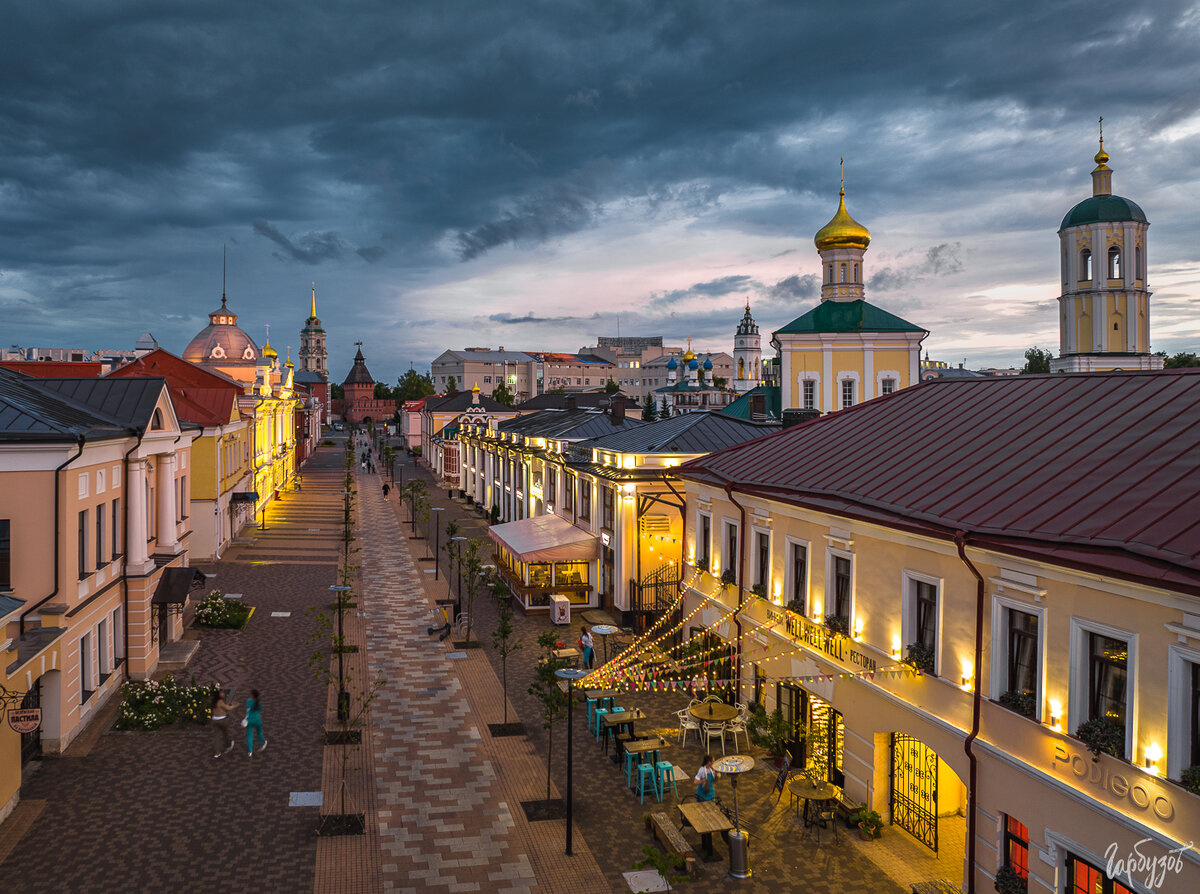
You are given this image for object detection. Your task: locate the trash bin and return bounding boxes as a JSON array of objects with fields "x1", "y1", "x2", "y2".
[{"x1": 550, "y1": 594, "x2": 570, "y2": 625}]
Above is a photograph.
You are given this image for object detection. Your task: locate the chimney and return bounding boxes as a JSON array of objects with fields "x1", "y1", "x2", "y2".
[
  {"x1": 610, "y1": 394, "x2": 626, "y2": 423},
  {"x1": 564, "y1": 394, "x2": 577, "y2": 410},
  {"x1": 498, "y1": 345, "x2": 504, "y2": 352},
  {"x1": 749, "y1": 394, "x2": 766, "y2": 421},
  {"x1": 782, "y1": 408, "x2": 820, "y2": 428}
]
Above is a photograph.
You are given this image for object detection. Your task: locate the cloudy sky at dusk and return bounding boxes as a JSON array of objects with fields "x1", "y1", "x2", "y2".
[{"x1": 3, "y1": 1, "x2": 1199, "y2": 384}]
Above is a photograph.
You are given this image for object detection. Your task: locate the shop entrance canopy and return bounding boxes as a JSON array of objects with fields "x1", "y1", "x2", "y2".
[{"x1": 488, "y1": 514, "x2": 598, "y2": 563}]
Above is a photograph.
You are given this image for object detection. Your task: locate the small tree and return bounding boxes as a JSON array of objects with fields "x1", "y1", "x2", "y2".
[
  {"x1": 1022, "y1": 346, "x2": 1053, "y2": 374},
  {"x1": 712, "y1": 375, "x2": 727, "y2": 389},
  {"x1": 447, "y1": 375, "x2": 458, "y2": 393},
  {"x1": 604, "y1": 378, "x2": 619, "y2": 393},
  {"x1": 660, "y1": 397, "x2": 670, "y2": 419},
  {"x1": 641, "y1": 399, "x2": 658, "y2": 422},
  {"x1": 528, "y1": 630, "x2": 569, "y2": 801},
  {"x1": 491, "y1": 380, "x2": 515, "y2": 406},
  {"x1": 491, "y1": 576, "x2": 522, "y2": 726},
  {"x1": 459, "y1": 539, "x2": 485, "y2": 646}
]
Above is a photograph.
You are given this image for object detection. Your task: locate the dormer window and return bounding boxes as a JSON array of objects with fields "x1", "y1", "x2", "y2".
[{"x1": 151, "y1": 408, "x2": 164, "y2": 431}]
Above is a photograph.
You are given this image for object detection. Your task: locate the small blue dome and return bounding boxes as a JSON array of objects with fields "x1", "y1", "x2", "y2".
[
  {"x1": 703, "y1": 356, "x2": 713, "y2": 370},
  {"x1": 688, "y1": 358, "x2": 699, "y2": 370},
  {"x1": 666, "y1": 357, "x2": 678, "y2": 370}
]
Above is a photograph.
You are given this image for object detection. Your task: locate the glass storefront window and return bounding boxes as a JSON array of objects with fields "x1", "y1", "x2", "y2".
[
  {"x1": 529, "y1": 563, "x2": 551, "y2": 587},
  {"x1": 554, "y1": 562, "x2": 588, "y2": 586}
]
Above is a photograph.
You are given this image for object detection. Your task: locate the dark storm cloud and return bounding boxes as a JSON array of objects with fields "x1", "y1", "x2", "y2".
[
  {"x1": 768, "y1": 274, "x2": 819, "y2": 302},
  {"x1": 2, "y1": 0, "x2": 1198, "y2": 379},
  {"x1": 651, "y1": 275, "x2": 758, "y2": 308},
  {"x1": 490, "y1": 312, "x2": 599, "y2": 325}
]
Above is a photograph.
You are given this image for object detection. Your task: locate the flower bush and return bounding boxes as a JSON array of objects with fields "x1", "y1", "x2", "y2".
[
  {"x1": 193, "y1": 590, "x2": 252, "y2": 629},
  {"x1": 115, "y1": 676, "x2": 218, "y2": 730}
]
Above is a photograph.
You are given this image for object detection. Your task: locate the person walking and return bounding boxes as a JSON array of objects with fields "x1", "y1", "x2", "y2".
[
  {"x1": 211, "y1": 687, "x2": 238, "y2": 758},
  {"x1": 382, "y1": 482, "x2": 390, "y2": 497},
  {"x1": 694, "y1": 754, "x2": 716, "y2": 802},
  {"x1": 578, "y1": 626, "x2": 594, "y2": 670},
  {"x1": 245, "y1": 689, "x2": 267, "y2": 757}
]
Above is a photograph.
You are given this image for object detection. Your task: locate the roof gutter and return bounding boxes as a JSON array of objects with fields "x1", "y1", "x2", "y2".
[
  {"x1": 955, "y1": 531, "x2": 984, "y2": 894},
  {"x1": 20, "y1": 434, "x2": 86, "y2": 636}
]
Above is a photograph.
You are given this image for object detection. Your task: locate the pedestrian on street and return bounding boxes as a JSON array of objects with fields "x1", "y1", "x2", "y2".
[
  {"x1": 694, "y1": 754, "x2": 716, "y2": 801},
  {"x1": 382, "y1": 483, "x2": 390, "y2": 497},
  {"x1": 211, "y1": 687, "x2": 238, "y2": 758},
  {"x1": 579, "y1": 625, "x2": 594, "y2": 669},
  {"x1": 245, "y1": 689, "x2": 267, "y2": 757}
]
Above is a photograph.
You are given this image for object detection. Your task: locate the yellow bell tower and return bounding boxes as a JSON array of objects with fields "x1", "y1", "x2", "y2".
[{"x1": 1053, "y1": 122, "x2": 1161, "y2": 372}]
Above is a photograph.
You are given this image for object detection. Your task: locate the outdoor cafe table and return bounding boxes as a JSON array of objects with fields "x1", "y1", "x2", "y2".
[
  {"x1": 590, "y1": 624, "x2": 620, "y2": 663},
  {"x1": 602, "y1": 708, "x2": 647, "y2": 757},
  {"x1": 678, "y1": 799, "x2": 734, "y2": 860},
  {"x1": 689, "y1": 702, "x2": 740, "y2": 723},
  {"x1": 553, "y1": 647, "x2": 581, "y2": 665},
  {"x1": 624, "y1": 736, "x2": 667, "y2": 785},
  {"x1": 787, "y1": 776, "x2": 842, "y2": 828}
]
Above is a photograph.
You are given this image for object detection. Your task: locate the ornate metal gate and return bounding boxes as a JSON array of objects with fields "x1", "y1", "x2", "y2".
[
  {"x1": 20, "y1": 678, "x2": 41, "y2": 764},
  {"x1": 629, "y1": 561, "x2": 681, "y2": 635},
  {"x1": 890, "y1": 733, "x2": 938, "y2": 852}
]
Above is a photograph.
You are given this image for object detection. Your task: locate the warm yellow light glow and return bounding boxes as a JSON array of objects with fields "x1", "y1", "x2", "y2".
[
  {"x1": 853, "y1": 617, "x2": 864, "y2": 641},
  {"x1": 891, "y1": 634, "x2": 901, "y2": 659},
  {"x1": 960, "y1": 661, "x2": 973, "y2": 690},
  {"x1": 1049, "y1": 699, "x2": 1063, "y2": 731},
  {"x1": 623, "y1": 456, "x2": 635, "y2": 469}
]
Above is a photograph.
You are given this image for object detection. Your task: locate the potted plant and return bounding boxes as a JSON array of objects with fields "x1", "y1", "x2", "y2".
[
  {"x1": 994, "y1": 864, "x2": 1028, "y2": 894},
  {"x1": 720, "y1": 567, "x2": 737, "y2": 590},
  {"x1": 905, "y1": 641, "x2": 936, "y2": 674},
  {"x1": 824, "y1": 614, "x2": 850, "y2": 637},
  {"x1": 849, "y1": 806, "x2": 883, "y2": 839},
  {"x1": 1181, "y1": 765, "x2": 1200, "y2": 795},
  {"x1": 997, "y1": 689, "x2": 1036, "y2": 718},
  {"x1": 1074, "y1": 716, "x2": 1125, "y2": 760},
  {"x1": 746, "y1": 704, "x2": 790, "y2": 762},
  {"x1": 785, "y1": 599, "x2": 805, "y2": 617}
]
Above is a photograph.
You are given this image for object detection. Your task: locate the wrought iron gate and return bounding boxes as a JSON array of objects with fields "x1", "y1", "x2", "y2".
[
  {"x1": 891, "y1": 733, "x2": 938, "y2": 852},
  {"x1": 20, "y1": 678, "x2": 41, "y2": 764},
  {"x1": 629, "y1": 561, "x2": 681, "y2": 635}
]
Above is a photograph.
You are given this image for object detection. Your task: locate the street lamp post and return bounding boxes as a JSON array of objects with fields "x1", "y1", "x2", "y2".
[
  {"x1": 330, "y1": 584, "x2": 352, "y2": 722},
  {"x1": 451, "y1": 536, "x2": 468, "y2": 601},
  {"x1": 431, "y1": 507, "x2": 444, "y2": 579},
  {"x1": 555, "y1": 668, "x2": 588, "y2": 857}
]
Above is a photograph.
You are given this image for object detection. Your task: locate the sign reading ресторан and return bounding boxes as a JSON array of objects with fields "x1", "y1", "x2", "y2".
[{"x1": 764, "y1": 606, "x2": 878, "y2": 675}]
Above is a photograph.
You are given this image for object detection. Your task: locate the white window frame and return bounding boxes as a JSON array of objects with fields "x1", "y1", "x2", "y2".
[
  {"x1": 751, "y1": 526, "x2": 771, "y2": 592},
  {"x1": 901, "y1": 570, "x2": 944, "y2": 676},
  {"x1": 839, "y1": 375, "x2": 857, "y2": 409},
  {"x1": 784, "y1": 536, "x2": 811, "y2": 613},
  {"x1": 112, "y1": 607, "x2": 125, "y2": 661},
  {"x1": 876, "y1": 370, "x2": 900, "y2": 396},
  {"x1": 800, "y1": 375, "x2": 819, "y2": 411},
  {"x1": 823, "y1": 547, "x2": 855, "y2": 624},
  {"x1": 96, "y1": 468, "x2": 106, "y2": 495},
  {"x1": 1068, "y1": 617, "x2": 1138, "y2": 761},
  {"x1": 78, "y1": 472, "x2": 89, "y2": 499},
  {"x1": 989, "y1": 593, "x2": 1047, "y2": 720},
  {"x1": 111, "y1": 464, "x2": 121, "y2": 488},
  {"x1": 696, "y1": 510, "x2": 712, "y2": 571},
  {"x1": 720, "y1": 516, "x2": 740, "y2": 582},
  {"x1": 1167, "y1": 641, "x2": 1200, "y2": 780},
  {"x1": 80, "y1": 631, "x2": 95, "y2": 698}
]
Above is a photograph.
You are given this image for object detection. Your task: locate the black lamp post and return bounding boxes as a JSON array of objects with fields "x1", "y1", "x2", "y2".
[
  {"x1": 555, "y1": 667, "x2": 587, "y2": 857},
  {"x1": 431, "y1": 507, "x2": 444, "y2": 579}
]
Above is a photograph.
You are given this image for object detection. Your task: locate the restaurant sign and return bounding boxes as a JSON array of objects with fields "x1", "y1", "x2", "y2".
[
  {"x1": 7, "y1": 708, "x2": 41, "y2": 735},
  {"x1": 1051, "y1": 743, "x2": 1175, "y2": 822},
  {"x1": 764, "y1": 606, "x2": 878, "y2": 675}
]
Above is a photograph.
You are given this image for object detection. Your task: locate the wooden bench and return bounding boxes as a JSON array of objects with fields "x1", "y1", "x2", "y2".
[
  {"x1": 649, "y1": 811, "x2": 696, "y2": 878},
  {"x1": 835, "y1": 794, "x2": 860, "y2": 827},
  {"x1": 911, "y1": 881, "x2": 960, "y2": 894}
]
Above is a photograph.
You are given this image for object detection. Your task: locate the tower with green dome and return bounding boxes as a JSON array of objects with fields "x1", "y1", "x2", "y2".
[{"x1": 1052, "y1": 125, "x2": 1162, "y2": 372}]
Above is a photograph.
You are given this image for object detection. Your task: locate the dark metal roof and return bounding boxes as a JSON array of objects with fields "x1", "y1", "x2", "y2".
[
  {"x1": 678, "y1": 370, "x2": 1200, "y2": 595},
  {"x1": 0, "y1": 369, "x2": 144, "y2": 441},
  {"x1": 342, "y1": 347, "x2": 375, "y2": 386},
  {"x1": 495, "y1": 408, "x2": 642, "y2": 440},
  {"x1": 425, "y1": 390, "x2": 512, "y2": 413},
  {"x1": 721, "y1": 385, "x2": 782, "y2": 421},
  {"x1": 152, "y1": 566, "x2": 206, "y2": 605},
  {"x1": 37, "y1": 377, "x2": 167, "y2": 429},
  {"x1": 1060, "y1": 194, "x2": 1148, "y2": 230},
  {"x1": 582, "y1": 410, "x2": 779, "y2": 454},
  {"x1": 516, "y1": 391, "x2": 638, "y2": 410}
]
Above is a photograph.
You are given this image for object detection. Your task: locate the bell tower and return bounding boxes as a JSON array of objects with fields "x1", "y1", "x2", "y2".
[
  {"x1": 1053, "y1": 122, "x2": 1161, "y2": 372},
  {"x1": 733, "y1": 300, "x2": 761, "y2": 393},
  {"x1": 299, "y1": 283, "x2": 328, "y2": 378}
]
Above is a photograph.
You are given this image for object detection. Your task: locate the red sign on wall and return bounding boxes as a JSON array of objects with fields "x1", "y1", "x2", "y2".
[{"x1": 8, "y1": 708, "x2": 41, "y2": 735}]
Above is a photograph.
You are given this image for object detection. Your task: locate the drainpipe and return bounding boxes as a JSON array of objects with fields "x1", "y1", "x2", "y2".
[
  {"x1": 20, "y1": 434, "x2": 86, "y2": 636},
  {"x1": 955, "y1": 531, "x2": 984, "y2": 894},
  {"x1": 121, "y1": 427, "x2": 147, "y2": 670},
  {"x1": 724, "y1": 483, "x2": 749, "y2": 703}
]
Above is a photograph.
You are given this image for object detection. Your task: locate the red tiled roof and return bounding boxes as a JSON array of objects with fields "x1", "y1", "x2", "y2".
[
  {"x1": 107, "y1": 349, "x2": 241, "y2": 427},
  {"x1": 678, "y1": 370, "x2": 1200, "y2": 595}
]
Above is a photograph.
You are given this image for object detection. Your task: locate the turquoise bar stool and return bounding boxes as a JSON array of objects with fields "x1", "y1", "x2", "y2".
[
  {"x1": 636, "y1": 762, "x2": 660, "y2": 804},
  {"x1": 657, "y1": 761, "x2": 678, "y2": 800},
  {"x1": 623, "y1": 748, "x2": 642, "y2": 787},
  {"x1": 593, "y1": 708, "x2": 609, "y2": 740},
  {"x1": 586, "y1": 696, "x2": 599, "y2": 729}
]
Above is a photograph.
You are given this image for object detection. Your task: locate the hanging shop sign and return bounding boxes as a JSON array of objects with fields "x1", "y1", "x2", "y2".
[{"x1": 8, "y1": 708, "x2": 41, "y2": 735}]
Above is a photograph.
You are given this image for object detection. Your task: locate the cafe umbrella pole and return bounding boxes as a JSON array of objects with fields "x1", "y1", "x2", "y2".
[{"x1": 556, "y1": 668, "x2": 588, "y2": 857}]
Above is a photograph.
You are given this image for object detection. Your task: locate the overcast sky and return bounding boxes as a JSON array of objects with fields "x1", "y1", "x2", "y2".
[{"x1": 3, "y1": 1, "x2": 1198, "y2": 384}]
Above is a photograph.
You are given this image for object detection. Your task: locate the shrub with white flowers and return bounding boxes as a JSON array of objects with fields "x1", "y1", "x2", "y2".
[
  {"x1": 115, "y1": 676, "x2": 218, "y2": 730},
  {"x1": 193, "y1": 590, "x2": 252, "y2": 629}
]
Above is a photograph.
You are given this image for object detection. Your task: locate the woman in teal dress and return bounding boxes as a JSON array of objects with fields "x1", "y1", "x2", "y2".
[{"x1": 245, "y1": 689, "x2": 267, "y2": 757}]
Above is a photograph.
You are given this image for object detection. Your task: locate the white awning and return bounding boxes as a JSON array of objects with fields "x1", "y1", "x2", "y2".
[{"x1": 488, "y1": 514, "x2": 598, "y2": 563}]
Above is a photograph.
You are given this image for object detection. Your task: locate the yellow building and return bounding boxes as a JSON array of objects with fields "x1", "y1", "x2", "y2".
[
  {"x1": 774, "y1": 166, "x2": 927, "y2": 412},
  {"x1": 672, "y1": 371, "x2": 1200, "y2": 892},
  {"x1": 1053, "y1": 130, "x2": 1163, "y2": 372}
]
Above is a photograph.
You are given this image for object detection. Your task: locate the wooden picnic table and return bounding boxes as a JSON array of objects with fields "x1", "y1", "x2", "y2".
[
  {"x1": 678, "y1": 800, "x2": 733, "y2": 859},
  {"x1": 689, "y1": 702, "x2": 739, "y2": 723}
]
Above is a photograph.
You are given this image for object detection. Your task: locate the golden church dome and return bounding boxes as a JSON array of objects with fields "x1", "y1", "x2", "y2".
[
  {"x1": 682, "y1": 337, "x2": 696, "y2": 363},
  {"x1": 814, "y1": 189, "x2": 871, "y2": 252},
  {"x1": 263, "y1": 340, "x2": 278, "y2": 360}
]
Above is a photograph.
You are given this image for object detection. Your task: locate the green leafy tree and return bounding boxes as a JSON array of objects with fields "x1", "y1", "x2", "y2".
[
  {"x1": 460, "y1": 539, "x2": 485, "y2": 646},
  {"x1": 528, "y1": 630, "x2": 569, "y2": 801},
  {"x1": 395, "y1": 369, "x2": 436, "y2": 403},
  {"x1": 491, "y1": 380, "x2": 515, "y2": 406},
  {"x1": 373, "y1": 382, "x2": 392, "y2": 400},
  {"x1": 1163, "y1": 351, "x2": 1200, "y2": 368},
  {"x1": 447, "y1": 375, "x2": 458, "y2": 393},
  {"x1": 1022, "y1": 347, "x2": 1053, "y2": 374},
  {"x1": 712, "y1": 375, "x2": 728, "y2": 389},
  {"x1": 491, "y1": 576, "x2": 521, "y2": 724},
  {"x1": 604, "y1": 377, "x2": 619, "y2": 393},
  {"x1": 331, "y1": 383, "x2": 345, "y2": 400},
  {"x1": 640, "y1": 399, "x2": 658, "y2": 422}
]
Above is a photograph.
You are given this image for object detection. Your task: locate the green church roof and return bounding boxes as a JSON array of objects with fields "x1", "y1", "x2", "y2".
[
  {"x1": 774, "y1": 299, "x2": 926, "y2": 336},
  {"x1": 1060, "y1": 194, "x2": 1147, "y2": 230},
  {"x1": 720, "y1": 385, "x2": 782, "y2": 420}
]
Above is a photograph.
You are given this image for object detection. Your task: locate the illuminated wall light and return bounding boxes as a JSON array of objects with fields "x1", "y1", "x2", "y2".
[
  {"x1": 1144, "y1": 742, "x2": 1163, "y2": 775},
  {"x1": 1049, "y1": 699, "x2": 1063, "y2": 732},
  {"x1": 853, "y1": 617, "x2": 864, "y2": 641},
  {"x1": 891, "y1": 635, "x2": 901, "y2": 660},
  {"x1": 960, "y1": 660, "x2": 974, "y2": 691},
  {"x1": 811, "y1": 600, "x2": 822, "y2": 621}
]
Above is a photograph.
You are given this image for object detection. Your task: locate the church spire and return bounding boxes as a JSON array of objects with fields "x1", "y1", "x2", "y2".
[
  {"x1": 309, "y1": 282, "x2": 318, "y2": 320},
  {"x1": 1091, "y1": 116, "x2": 1113, "y2": 197}
]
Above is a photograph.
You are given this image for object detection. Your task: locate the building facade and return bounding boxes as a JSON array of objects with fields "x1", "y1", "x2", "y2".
[
  {"x1": 296, "y1": 284, "x2": 330, "y2": 425},
  {"x1": 336, "y1": 345, "x2": 393, "y2": 425},
  {"x1": 674, "y1": 371, "x2": 1200, "y2": 893}
]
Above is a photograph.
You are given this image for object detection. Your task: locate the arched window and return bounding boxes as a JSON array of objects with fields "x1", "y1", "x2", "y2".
[
  {"x1": 839, "y1": 263, "x2": 847, "y2": 283},
  {"x1": 737, "y1": 357, "x2": 745, "y2": 379},
  {"x1": 1107, "y1": 246, "x2": 1121, "y2": 280},
  {"x1": 1080, "y1": 249, "x2": 1092, "y2": 282},
  {"x1": 151, "y1": 408, "x2": 164, "y2": 431},
  {"x1": 853, "y1": 263, "x2": 860, "y2": 282},
  {"x1": 1135, "y1": 245, "x2": 1144, "y2": 280},
  {"x1": 826, "y1": 264, "x2": 833, "y2": 283}
]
